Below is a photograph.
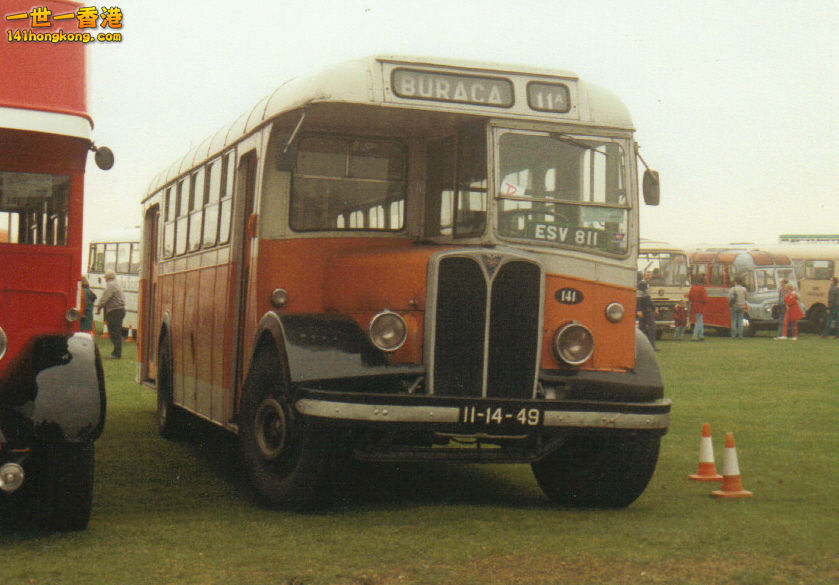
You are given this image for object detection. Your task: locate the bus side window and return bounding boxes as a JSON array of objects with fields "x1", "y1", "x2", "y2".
[
  {"x1": 709, "y1": 265, "x2": 725, "y2": 286},
  {"x1": 188, "y1": 170, "x2": 204, "y2": 252},
  {"x1": 175, "y1": 179, "x2": 188, "y2": 255},
  {"x1": 116, "y1": 242, "x2": 130, "y2": 273},
  {"x1": 129, "y1": 243, "x2": 140, "y2": 273},
  {"x1": 218, "y1": 151, "x2": 234, "y2": 244},
  {"x1": 162, "y1": 187, "x2": 174, "y2": 258},
  {"x1": 202, "y1": 158, "x2": 221, "y2": 248}
]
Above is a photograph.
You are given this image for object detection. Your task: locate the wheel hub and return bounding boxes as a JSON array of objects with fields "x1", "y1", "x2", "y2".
[{"x1": 254, "y1": 398, "x2": 288, "y2": 461}]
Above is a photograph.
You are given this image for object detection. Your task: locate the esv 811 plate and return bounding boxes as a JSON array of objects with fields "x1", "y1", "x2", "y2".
[{"x1": 459, "y1": 405, "x2": 542, "y2": 427}]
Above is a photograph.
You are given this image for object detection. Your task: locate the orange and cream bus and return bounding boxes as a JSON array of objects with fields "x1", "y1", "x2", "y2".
[
  {"x1": 138, "y1": 55, "x2": 670, "y2": 509},
  {"x1": 638, "y1": 239, "x2": 690, "y2": 335},
  {"x1": 689, "y1": 248, "x2": 797, "y2": 335},
  {"x1": 762, "y1": 241, "x2": 839, "y2": 332}
]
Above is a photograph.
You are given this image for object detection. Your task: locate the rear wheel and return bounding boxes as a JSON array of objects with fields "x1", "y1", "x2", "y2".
[
  {"x1": 531, "y1": 431, "x2": 661, "y2": 508},
  {"x1": 157, "y1": 334, "x2": 186, "y2": 439},
  {"x1": 807, "y1": 305, "x2": 827, "y2": 333},
  {"x1": 238, "y1": 349, "x2": 338, "y2": 510}
]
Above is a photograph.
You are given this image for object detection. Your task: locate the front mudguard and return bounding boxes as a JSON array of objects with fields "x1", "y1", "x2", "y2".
[
  {"x1": 254, "y1": 312, "x2": 423, "y2": 385},
  {"x1": 0, "y1": 333, "x2": 106, "y2": 447}
]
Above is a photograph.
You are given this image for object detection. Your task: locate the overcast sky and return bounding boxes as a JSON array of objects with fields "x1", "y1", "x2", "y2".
[{"x1": 83, "y1": 0, "x2": 839, "y2": 250}]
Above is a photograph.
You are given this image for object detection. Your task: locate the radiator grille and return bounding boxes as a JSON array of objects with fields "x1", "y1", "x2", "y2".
[{"x1": 431, "y1": 253, "x2": 542, "y2": 398}]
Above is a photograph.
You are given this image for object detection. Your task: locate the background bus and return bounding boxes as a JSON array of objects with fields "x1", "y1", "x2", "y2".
[
  {"x1": 638, "y1": 239, "x2": 690, "y2": 336},
  {"x1": 87, "y1": 227, "x2": 141, "y2": 335},
  {"x1": 762, "y1": 242, "x2": 839, "y2": 332},
  {"x1": 689, "y1": 248, "x2": 797, "y2": 335},
  {"x1": 138, "y1": 55, "x2": 668, "y2": 510},
  {"x1": 0, "y1": 0, "x2": 111, "y2": 531}
]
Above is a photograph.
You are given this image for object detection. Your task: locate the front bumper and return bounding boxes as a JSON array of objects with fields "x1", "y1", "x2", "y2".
[{"x1": 295, "y1": 389, "x2": 671, "y2": 433}]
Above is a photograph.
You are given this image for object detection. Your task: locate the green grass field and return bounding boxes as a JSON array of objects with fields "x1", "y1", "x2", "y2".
[{"x1": 2, "y1": 331, "x2": 838, "y2": 584}]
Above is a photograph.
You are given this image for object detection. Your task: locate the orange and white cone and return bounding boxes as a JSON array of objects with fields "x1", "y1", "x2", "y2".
[
  {"x1": 711, "y1": 432, "x2": 753, "y2": 498},
  {"x1": 102, "y1": 323, "x2": 109, "y2": 338},
  {"x1": 126, "y1": 327, "x2": 135, "y2": 342},
  {"x1": 689, "y1": 422, "x2": 723, "y2": 481}
]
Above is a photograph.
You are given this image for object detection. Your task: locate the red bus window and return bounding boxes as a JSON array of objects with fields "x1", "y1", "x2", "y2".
[{"x1": 0, "y1": 171, "x2": 70, "y2": 246}]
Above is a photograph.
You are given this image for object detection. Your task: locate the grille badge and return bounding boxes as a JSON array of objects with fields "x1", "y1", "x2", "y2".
[{"x1": 481, "y1": 253, "x2": 503, "y2": 276}]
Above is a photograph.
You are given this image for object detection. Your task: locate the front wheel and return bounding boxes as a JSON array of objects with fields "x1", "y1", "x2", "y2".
[
  {"x1": 531, "y1": 431, "x2": 661, "y2": 508},
  {"x1": 30, "y1": 442, "x2": 95, "y2": 531},
  {"x1": 238, "y1": 349, "x2": 338, "y2": 510}
]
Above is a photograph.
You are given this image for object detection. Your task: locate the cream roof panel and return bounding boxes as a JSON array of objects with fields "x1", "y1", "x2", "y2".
[{"x1": 145, "y1": 55, "x2": 635, "y2": 196}]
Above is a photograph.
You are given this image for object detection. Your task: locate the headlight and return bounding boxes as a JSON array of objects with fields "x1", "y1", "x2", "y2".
[
  {"x1": 553, "y1": 322, "x2": 595, "y2": 366},
  {"x1": 66, "y1": 308, "x2": 81, "y2": 322},
  {"x1": 605, "y1": 302, "x2": 625, "y2": 323},
  {"x1": 0, "y1": 326, "x2": 6, "y2": 361},
  {"x1": 369, "y1": 311, "x2": 407, "y2": 352}
]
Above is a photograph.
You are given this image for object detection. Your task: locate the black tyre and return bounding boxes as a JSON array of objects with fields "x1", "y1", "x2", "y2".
[
  {"x1": 238, "y1": 349, "x2": 337, "y2": 510},
  {"x1": 531, "y1": 431, "x2": 661, "y2": 508},
  {"x1": 157, "y1": 335, "x2": 185, "y2": 439},
  {"x1": 807, "y1": 305, "x2": 827, "y2": 333},
  {"x1": 32, "y1": 442, "x2": 95, "y2": 531}
]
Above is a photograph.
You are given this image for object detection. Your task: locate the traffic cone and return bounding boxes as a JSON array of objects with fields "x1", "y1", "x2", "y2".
[
  {"x1": 102, "y1": 323, "x2": 109, "y2": 338},
  {"x1": 126, "y1": 327, "x2": 135, "y2": 342},
  {"x1": 689, "y1": 422, "x2": 723, "y2": 481},
  {"x1": 711, "y1": 432, "x2": 753, "y2": 498}
]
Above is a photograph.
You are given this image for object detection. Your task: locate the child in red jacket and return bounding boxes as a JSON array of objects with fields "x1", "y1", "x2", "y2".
[{"x1": 780, "y1": 283, "x2": 805, "y2": 340}]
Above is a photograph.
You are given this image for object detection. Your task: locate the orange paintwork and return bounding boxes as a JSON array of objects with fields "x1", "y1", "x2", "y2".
[
  {"x1": 253, "y1": 238, "x2": 435, "y2": 366},
  {"x1": 256, "y1": 238, "x2": 635, "y2": 372},
  {"x1": 149, "y1": 235, "x2": 638, "y2": 426},
  {"x1": 541, "y1": 274, "x2": 636, "y2": 372}
]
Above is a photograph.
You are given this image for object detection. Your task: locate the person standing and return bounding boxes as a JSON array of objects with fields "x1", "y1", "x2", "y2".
[
  {"x1": 636, "y1": 280, "x2": 657, "y2": 350},
  {"x1": 688, "y1": 274, "x2": 707, "y2": 341},
  {"x1": 673, "y1": 301, "x2": 687, "y2": 341},
  {"x1": 776, "y1": 278, "x2": 789, "y2": 338},
  {"x1": 728, "y1": 276, "x2": 748, "y2": 338},
  {"x1": 822, "y1": 276, "x2": 839, "y2": 338},
  {"x1": 96, "y1": 270, "x2": 126, "y2": 358},
  {"x1": 80, "y1": 276, "x2": 97, "y2": 334},
  {"x1": 780, "y1": 283, "x2": 805, "y2": 340}
]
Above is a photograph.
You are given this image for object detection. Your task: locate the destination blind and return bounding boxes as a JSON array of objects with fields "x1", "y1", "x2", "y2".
[{"x1": 392, "y1": 68, "x2": 514, "y2": 107}]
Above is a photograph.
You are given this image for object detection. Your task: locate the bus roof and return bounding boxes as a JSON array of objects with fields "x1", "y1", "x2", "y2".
[
  {"x1": 779, "y1": 234, "x2": 839, "y2": 244},
  {"x1": 88, "y1": 227, "x2": 141, "y2": 244},
  {"x1": 145, "y1": 55, "x2": 635, "y2": 196},
  {"x1": 761, "y1": 244, "x2": 839, "y2": 261},
  {"x1": 690, "y1": 248, "x2": 792, "y2": 267},
  {"x1": 640, "y1": 239, "x2": 687, "y2": 254}
]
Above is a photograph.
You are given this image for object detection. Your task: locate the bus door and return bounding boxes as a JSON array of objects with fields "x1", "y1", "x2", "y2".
[
  {"x1": 141, "y1": 205, "x2": 160, "y2": 380},
  {"x1": 703, "y1": 263, "x2": 732, "y2": 329},
  {"x1": 230, "y1": 150, "x2": 258, "y2": 415}
]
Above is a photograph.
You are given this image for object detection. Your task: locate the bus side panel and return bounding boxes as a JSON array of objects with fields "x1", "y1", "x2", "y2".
[
  {"x1": 166, "y1": 270, "x2": 185, "y2": 406},
  {"x1": 195, "y1": 265, "x2": 216, "y2": 418},
  {"x1": 700, "y1": 288, "x2": 732, "y2": 330},
  {"x1": 181, "y1": 269, "x2": 200, "y2": 412},
  {"x1": 211, "y1": 260, "x2": 233, "y2": 424}
]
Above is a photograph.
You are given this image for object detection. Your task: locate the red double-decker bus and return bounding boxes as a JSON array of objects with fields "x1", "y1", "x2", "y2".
[
  {"x1": 1, "y1": 0, "x2": 111, "y2": 530},
  {"x1": 138, "y1": 55, "x2": 670, "y2": 510}
]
